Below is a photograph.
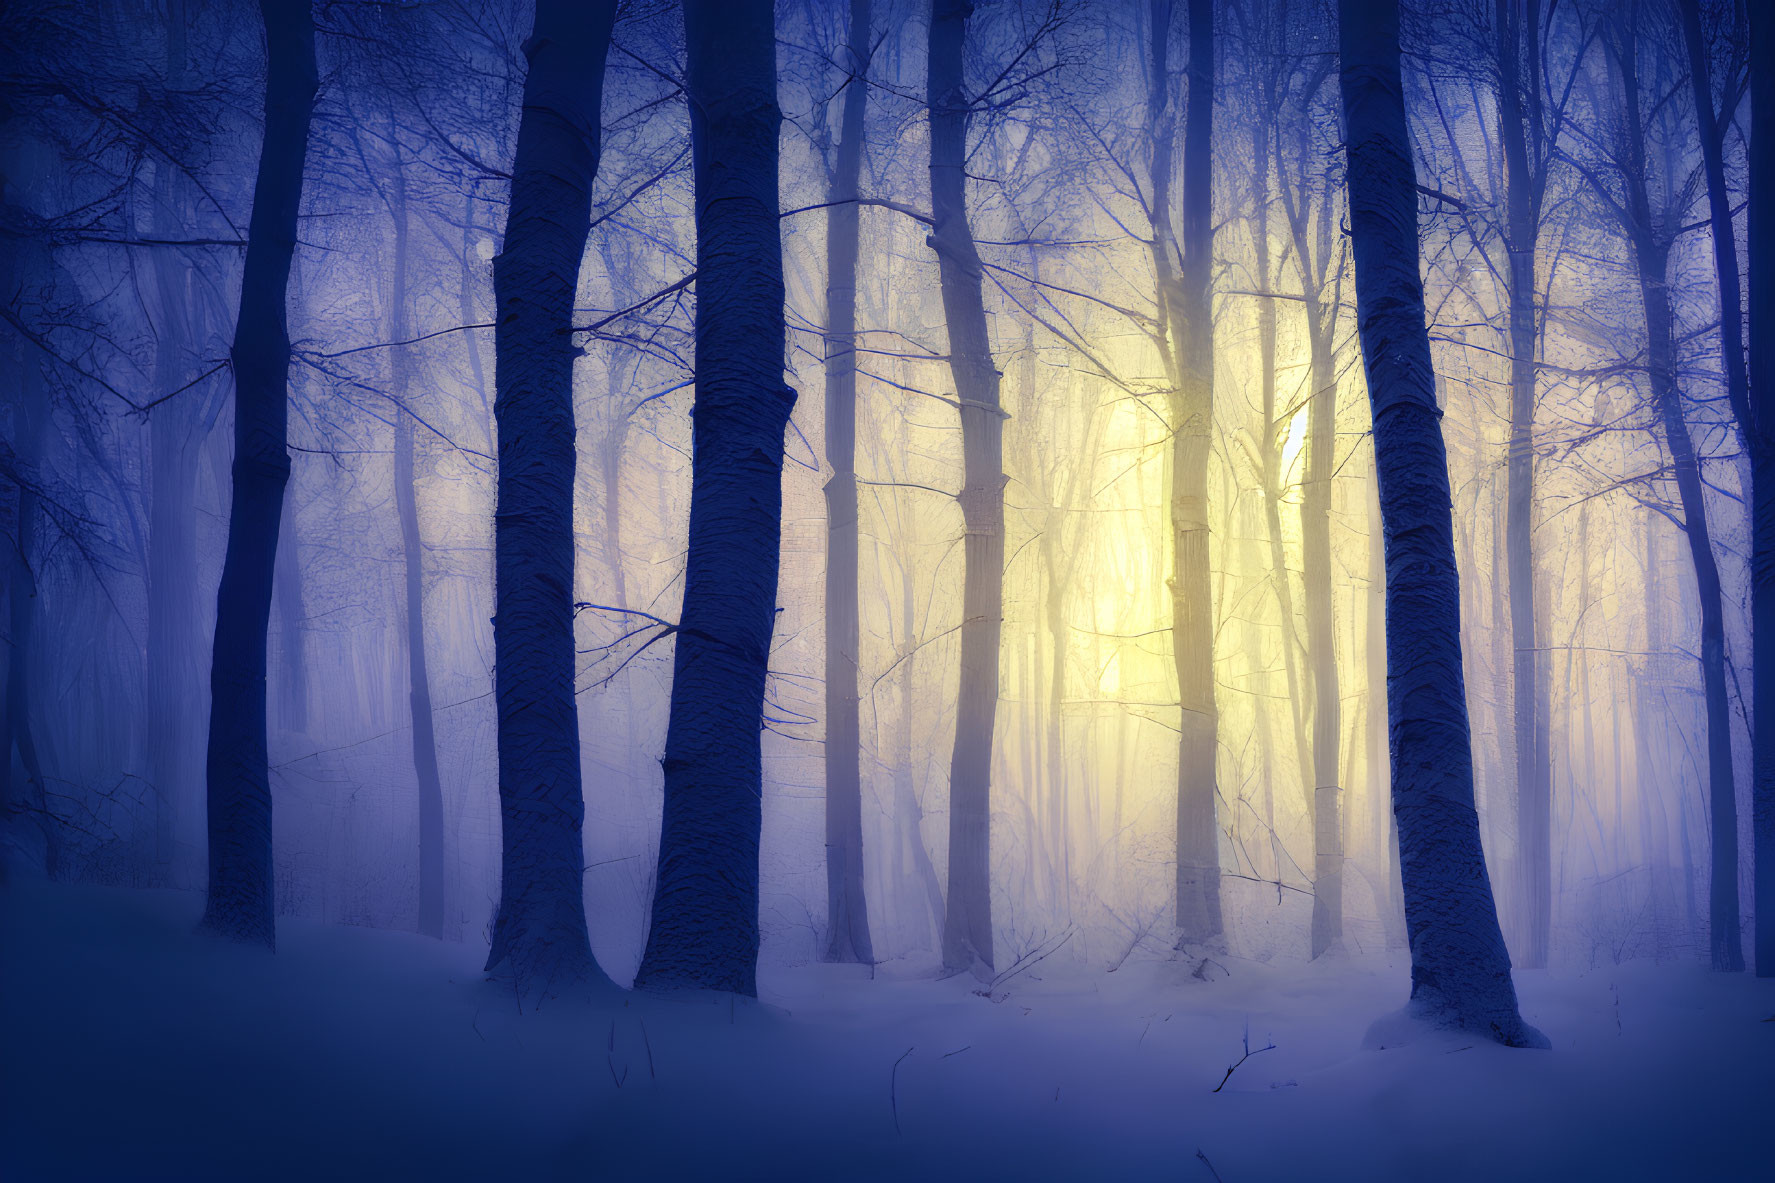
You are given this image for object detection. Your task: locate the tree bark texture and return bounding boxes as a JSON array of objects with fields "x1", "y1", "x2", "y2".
[
  {"x1": 1339, "y1": 0, "x2": 1544, "y2": 1044},
  {"x1": 928, "y1": 0, "x2": 1005, "y2": 977},
  {"x1": 197, "y1": 0, "x2": 317, "y2": 948},
  {"x1": 484, "y1": 0, "x2": 618, "y2": 991},
  {"x1": 635, "y1": 0, "x2": 791, "y2": 996},
  {"x1": 822, "y1": 0, "x2": 877, "y2": 966}
]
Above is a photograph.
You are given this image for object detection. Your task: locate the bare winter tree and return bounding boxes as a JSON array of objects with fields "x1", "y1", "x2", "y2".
[
  {"x1": 928, "y1": 0, "x2": 1006, "y2": 979},
  {"x1": 1149, "y1": 0, "x2": 1222, "y2": 949},
  {"x1": 484, "y1": 0, "x2": 619, "y2": 993},
  {"x1": 822, "y1": 0, "x2": 878, "y2": 968},
  {"x1": 1578, "y1": 0, "x2": 1742, "y2": 972},
  {"x1": 196, "y1": 0, "x2": 317, "y2": 948},
  {"x1": 636, "y1": 0, "x2": 792, "y2": 996},
  {"x1": 1752, "y1": 0, "x2": 1775, "y2": 980},
  {"x1": 1339, "y1": 0, "x2": 1545, "y2": 1045}
]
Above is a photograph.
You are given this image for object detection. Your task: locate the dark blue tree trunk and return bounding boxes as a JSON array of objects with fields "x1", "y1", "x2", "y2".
[
  {"x1": 1496, "y1": 0, "x2": 1553, "y2": 972},
  {"x1": 1607, "y1": 10, "x2": 1742, "y2": 974},
  {"x1": 197, "y1": 0, "x2": 316, "y2": 948},
  {"x1": 1, "y1": 290, "x2": 56, "y2": 878},
  {"x1": 1149, "y1": 0, "x2": 1221, "y2": 949},
  {"x1": 634, "y1": 0, "x2": 789, "y2": 997},
  {"x1": 1752, "y1": 0, "x2": 1775, "y2": 978},
  {"x1": 484, "y1": 0, "x2": 618, "y2": 993},
  {"x1": 929, "y1": 0, "x2": 1004, "y2": 978},
  {"x1": 822, "y1": 0, "x2": 877, "y2": 967},
  {"x1": 384, "y1": 136, "x2": 446, "y2": 941},
  {"x1": 1684, "y1": 0, "x2": 1759, "y2": 978},
  {"x1": 1338, "y1": 0, "x2": 1545, "y2": 1046},
  {"x1": 146, "y1": 0, "x2": 206, "y2": 884}
]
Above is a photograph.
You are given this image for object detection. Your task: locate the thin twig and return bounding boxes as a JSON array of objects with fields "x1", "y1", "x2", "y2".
[
  {"x1": 1212, "y1": 1021, "x2": 1277, "y2": 1093},
  {"x1": 890, "y1": 1046, "x2": 915, "y2": 1134}
]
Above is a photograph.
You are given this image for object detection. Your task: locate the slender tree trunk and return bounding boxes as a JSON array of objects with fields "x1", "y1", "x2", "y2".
[
  {"x1": 197, "y1": 0, "x2": 317, "y2": 948},
  {"x1": 146, "y1": 0, "x2": 203, "y2": 880},
  {"x1": 1173, "y1": 0, "x2": 1220, "y2": 945},
  {"x1": 484, "y1": 0, "x2": 618, "y2": 991},
  {"x1": 1252, "y1": 114, "x2": 1315, "y2": 813},
  {"x1": 927, "y1": 0, "x2": 1004, "y2": 977},
  {"x1": 635, "y1": 0, "x2": 789, "y2": 996},
  {"x1": 1684, "y1": 0, "x2": 1764, "y2": 976},
  {"x1": 1147, "y1": 0, "x2": 1221, "y2": 947},
  {"x1": 822, "y1": 0, "x2": 876, "y2": 965},
  {"x1": 898, "y1": 555, "x2": 947, "y2": 951},
  {"x1": 386, "y1": 144, "x2": 446, "y2": 940},
  {"x1": 1271, "y1": 69, "x2": 1346, "y2": 955},
  {"x1": 1, "y1": 323, "x2": 57, "y2": 877},
  {"x1": 1608, "y1": 13, "x2": 1743, "y2": 972},
  {"x1": 1496, "y1": 0, "x2": 1552, "y2": 970},
  {"x1": 1635, "y1": 233, "x2": 1743, "y2": 972},
  {"x1": 1750, "y1": 0, "x2": 1775, "y2": 977},
  {"x1": 1338, "y1": 0, "x2": 1543, "y2": 1044},
  {"x1": 1304, "y1": 320, "x2": 1342, "y2": 956}
]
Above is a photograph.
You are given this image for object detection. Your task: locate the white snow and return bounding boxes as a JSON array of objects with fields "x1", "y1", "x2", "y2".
[{"x1": 3, "y1": 877, "x2": 1769, "y2": 1180}]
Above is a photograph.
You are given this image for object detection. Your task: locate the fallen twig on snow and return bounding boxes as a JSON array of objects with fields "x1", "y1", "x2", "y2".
[{"x1": 1212, "y1": 1020, "x2": 1277, "y2": 1093}]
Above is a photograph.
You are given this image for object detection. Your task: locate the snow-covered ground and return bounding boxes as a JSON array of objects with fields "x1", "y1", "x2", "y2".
[{"x1": 3, "y1": 877, "x2": 1770, "y2": 1181}]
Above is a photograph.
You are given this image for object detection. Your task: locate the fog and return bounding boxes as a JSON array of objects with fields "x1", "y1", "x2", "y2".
[{"x1": 2, "y1": 0, "x2": 1771, "y2": 1177}]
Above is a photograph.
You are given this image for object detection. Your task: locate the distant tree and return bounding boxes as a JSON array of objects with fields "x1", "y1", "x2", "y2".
[
  {"x1": 927, "y1": 0, "x2": 1006, "y2": 979},
  {"x1": 0, "y1": 216, "x2": 57, "y2": 878},
  {"x1": 1494, "y1": 0, "x2": 1559, "y2": 971},
  {"x1": 1579, "y1": 0, "x2": 1742, "y2": 972},
  {"x1": 1339, "y1": 0, "x2": 1545, "y2": 1045},
  {"x1": 197, "y1": 0, "x2": 317, "y2": 947},
  {"x1": 635, "y1": 0, "x2": 791, "y2": 996},
  {"x1": 1146, "y1": 0, "x2": 1221, "y2": 949},
  {"x1": 383, "y1": 124, "x2": 446, "y2": 941},
  {"x1": 1752, "y1": 0, "x2": 1775, "y2": 980},
  {"x1": 144, "y1": 0, "x2": 214, "y2": 885},
  {"x1": 1679, "y1": 0, "x2": 1762, "y2": 977},
  {"x1": 822, "y1": 0, "x2": 878, "y2": 968},
  {"x1": 1257, "y1": 0, "x2": 1347, "y2": 957},
  {"x1": 483, "y1": 0, "x2": 619, "y2": 991}
]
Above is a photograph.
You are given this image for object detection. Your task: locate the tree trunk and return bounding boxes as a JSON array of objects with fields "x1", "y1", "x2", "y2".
[
  {"x1": 484, "y1": 0, "x2": 617, "y2": 991},
  {"x1": 635, "y1": 0, "x2": 790, "y2": 996},
  {"x1": 822, "y1": 0, "x2": 876, "y2": 966},
  {"x1": 1173, "y1": 0, "x2": 1220, "y2": 945},
  {"x1": 1303, "y1": 320, "x2": 1342, "y2": 956},
  {"x1": 1634, "y1": 236, "x2": 1742, "y2": 972},
  {"x1": 1338, "y1": 0, "x2": 1543, "y2": 1045},
  {"x1": 1496, "y1": 0, "x2": 1552, "y2": 969},
  {"x1": 1146, "y1": 0, "x2": 1221, "y2": 947},
  {"x1": 894, "y1": 521, "x2": 947, "y2": 951},
  {"x1": 1750, "y1": 0, "x2": 1775, "y2": 978},
  {"x1": 927, "y1": 0, "x2": 1004, "y2": 978},
  {"x1": 145, "y1": 0, "x2": 204, "y2": 881},
  {"x1": 1608, "y1": 11, "x2": 1743, "y2": 972},
  {"x1": 1, "y1": 321, "x2": 57, "y2": 878},
  {"x1": 1252, "y1": 108, "x2": 1315, "y2": 824},
  {"x1": 197, "y1": 0, "x2": 316, "y2": 948},
  {"x1": 386, "y1": 142, "x2": 446, "y2": 941}
]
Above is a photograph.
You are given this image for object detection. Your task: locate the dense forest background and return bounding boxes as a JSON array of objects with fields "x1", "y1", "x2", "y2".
[{"x1": 1, "y1": 0, "x2": 1770, "y2": 1003}]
